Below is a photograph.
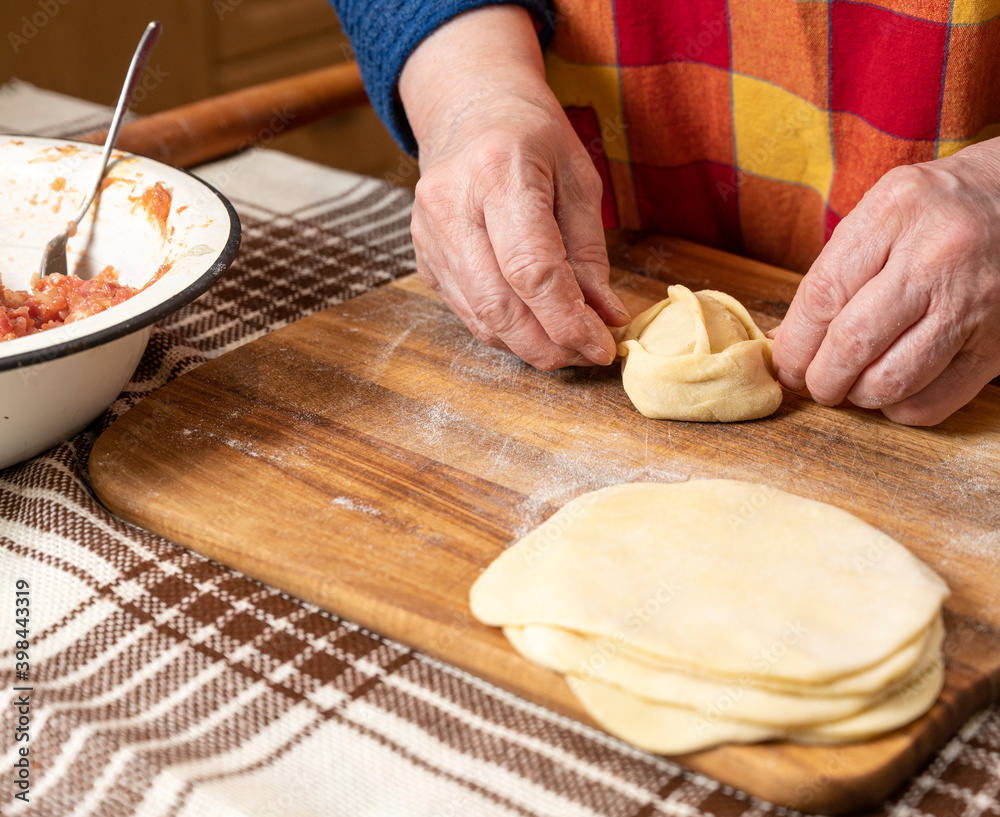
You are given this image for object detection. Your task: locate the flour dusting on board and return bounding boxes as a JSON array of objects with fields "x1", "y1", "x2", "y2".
[
  {"x1": 387, "y1": 326, "x2": 1000, "y2": 566},
  {"x1": 330, "y1": 496, "x2": 381, "y2": 517},
  {"x1": 166, "y1": 280, "x2": 1000, "y2": 573},
  {"x1": 504, "y1": 453, "x2": 693, "y2": 544},
  {"x1": 395, "y1": 347, "x2": 694, "y2": 544},
  {"x1": 446, "y1": 335, "x2": 530, "y2": 387}
]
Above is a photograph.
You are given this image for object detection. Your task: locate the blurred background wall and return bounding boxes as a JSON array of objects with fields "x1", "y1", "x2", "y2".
[{"x1": 0, "y1": 0, "x2": 417, "y2": 188}]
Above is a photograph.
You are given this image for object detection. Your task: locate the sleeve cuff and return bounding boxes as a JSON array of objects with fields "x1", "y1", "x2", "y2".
[{"x1": 330, "y1": 0, "x2": 555, "y2": 157}]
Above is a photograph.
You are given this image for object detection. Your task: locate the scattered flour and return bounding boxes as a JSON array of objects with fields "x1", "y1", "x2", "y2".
[{"x1": 330, "y1": 496, "x2": 380, "y2": 517}]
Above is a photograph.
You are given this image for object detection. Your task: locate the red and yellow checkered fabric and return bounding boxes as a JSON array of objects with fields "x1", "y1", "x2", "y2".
[{"x1": 546, "y1": 0, "x2": 1000, "y2": 272}]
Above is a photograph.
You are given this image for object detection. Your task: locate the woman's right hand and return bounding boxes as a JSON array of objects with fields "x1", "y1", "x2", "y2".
[{"x1": 399, "y1": 5, "x2": 630, "y2": 370}]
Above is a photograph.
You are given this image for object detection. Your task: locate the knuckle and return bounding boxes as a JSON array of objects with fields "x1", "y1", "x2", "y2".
[
  {"x1": 904, "y1": 222, "x2": 977, "y2": 273},
  {"x1": 413, "y1": 176, "x2": 466, "y2": 228},
  {"x1": 469, "y1": 144, "x2": 541, "y2": 199},
  {"x1": 409, "y1": 212, "x2": 431, "y2": 251},
  {"x1": 468, "y1": 138, "x2": 555, "y2": 205},
  {"x1": 828, "y1": 321, "x2": 878, "y2": 366},
  {"x1": 862, "y1": 163, "x2": 944, "y2": 228},
  {"x1": 855, "y1": 368, "x2": 916, "y2": 407},
  {"x1": 582, "y1": 163, "x2": 604, "y2": 202},
  {"x1": 950, "y1": 343, "x2": 993, "y2": 382},
  {"x1": 858, "y1": 169, "x2": 916, "y2": 225},
  {"x1": 413, "y1": 174, "x2": 448, "y2": 212},
  {"x1": 504, "y1": 253, "x2": 560, "y2": 302},
  {"x1": 458, "y1": 302, "x2": 506, "y2": 349},
  {"x1": 471, "y1": 150, "x2": 515, "y2": 193},
  {"x1": 472, "y1": 292, "x2": 521, "y2": 337},
  {"x1": 935, "y1": 220, "x2": 980, "y2": 261},
  {"x1": 874, "y1": 163, "x2": 930, "y2": 204},
  {"x1": 503, "y1": 257, "x2": 598, "y2": 350},
  {"x1": 797, "y1": 273, "x2": 848, "y2": 324},
  {"x1": 566, "y1": 152, "x2": 604, "y2": 203},
  {"x1": 570, "y1": 241, "x2": 612, "y2": 277}
]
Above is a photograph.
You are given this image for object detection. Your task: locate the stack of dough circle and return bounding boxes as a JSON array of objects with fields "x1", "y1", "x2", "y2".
[
  {"x1": 470, "y1": 480, "x2": 949, "y2": 754},
  {"x1": 614, "y1": 285, "x2": 783, "y2": 422}
]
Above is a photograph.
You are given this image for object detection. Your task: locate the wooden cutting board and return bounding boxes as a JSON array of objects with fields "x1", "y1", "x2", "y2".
[{"x1": 89, "y1": 234, "x2": 1000, "y2": 814}]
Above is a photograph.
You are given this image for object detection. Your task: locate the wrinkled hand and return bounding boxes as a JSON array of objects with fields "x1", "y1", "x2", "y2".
[
  {"x1": 399, "y1": 7, "x2": 630, "y2": 370},
  {"x1": 772, "y1": 137, "x2": 1000, "y2": 425}
]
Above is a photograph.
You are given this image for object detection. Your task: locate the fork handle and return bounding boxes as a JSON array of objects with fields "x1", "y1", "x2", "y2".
[{"x1": 73, "y1": 21, "x2": 161, "y2": 225}]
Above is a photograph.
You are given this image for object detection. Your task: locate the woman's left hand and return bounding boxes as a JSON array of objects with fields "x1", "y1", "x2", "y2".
[{"x1": 772, "y1": 136, "x2": 1000, "y2": 425}]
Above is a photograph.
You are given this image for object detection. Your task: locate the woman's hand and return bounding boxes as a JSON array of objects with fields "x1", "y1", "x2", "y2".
[
  {"x1": 773, "y1": 137, "x2": 1000, "y2": 425},
  {"x1": 399, "y1": 6, "x2": 629, "y2": 370}
]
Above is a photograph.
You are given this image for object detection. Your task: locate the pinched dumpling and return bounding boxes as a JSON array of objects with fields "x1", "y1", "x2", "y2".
[{"x1": 614, "y1": 285, "x2": 782, "y2": 421}]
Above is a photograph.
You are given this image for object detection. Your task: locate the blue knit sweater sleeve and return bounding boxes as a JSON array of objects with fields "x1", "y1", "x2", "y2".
[{"x1": 329, "y1": 0, "x2": 555, "y2": 156}]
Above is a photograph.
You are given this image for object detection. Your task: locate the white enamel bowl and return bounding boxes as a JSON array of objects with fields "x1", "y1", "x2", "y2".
[{"x1": 0, "y1": 136, "x2": 241, "y2": 469}]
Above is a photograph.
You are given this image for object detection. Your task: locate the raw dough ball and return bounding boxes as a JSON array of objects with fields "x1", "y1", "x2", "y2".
[
  {"x1": 614, "y1": 285, "x2": 782, "y2": 422},
  {"x1": 470, "y1": 480, "x2": 950, "y2": 754}
]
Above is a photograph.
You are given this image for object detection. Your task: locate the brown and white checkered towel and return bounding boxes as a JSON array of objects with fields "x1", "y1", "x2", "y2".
[{"x1": 1, "y1": 81, "x2": 999, "y2": 817}]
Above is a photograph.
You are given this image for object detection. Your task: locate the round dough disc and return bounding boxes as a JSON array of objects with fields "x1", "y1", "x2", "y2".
[
  {"x1": 471, "y1": 481, "x2": 949, "y2": 685},
  {"x1": 566, "y1": 642, "x2": 944, "y2": 754},
  {"x1": 504, "y1": 615, "x2": 943, "y2": 728}
]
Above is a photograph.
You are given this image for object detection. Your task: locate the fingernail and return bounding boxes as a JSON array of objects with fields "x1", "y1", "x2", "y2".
[
  {"x1": 585, "y1": 344, "x2": 615, "y2": 366},
  {"x1": 607, "y1": 288, "x2": 631, "y2": 317},
  {"x1": 778, "y1": 371, "x2": 806, "y2": 392}
]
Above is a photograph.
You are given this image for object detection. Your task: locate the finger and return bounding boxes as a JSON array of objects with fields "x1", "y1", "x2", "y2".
[
  {"x1": 555, "y1": 159, "x2": 631, "y2": 328},
  {"x1": 427, "y1": 211, "x2": 592, "y2": 370},
  {"x1": 563, "y1": 225, "x2": 630, "y2": 328},
  {"x1": 773, "y1": 192, "x2": 901, "y2": 390},
  {"x1": 574, "y1": 264, "x2": 631, "y2": 327},
  {"x1": 483, "y1": 180, "x2": 617, "y2": 365},
  {"x1": 416, "y1": 241, "x2": 591, "y2": 368},
  {"x1": 410, "y1": 209, "x2": 508, "y2": 350},
  {"x1": 411, "y1": 181, "x2": 591, "y2": 369},
  {"x1": 803, "y1": 260, "x2": 930, "y2": 405},
  {"x1": 881, "y1": 343, "x2": 1000, "y2": 426},
  {"x1": 415, "y1": 262, "x2": 511, "y2": 353},
  {"x1": 844, "y1": 307, "x2": 966, "y2": 410},
  {"x1": 461, "y1": 235, "x2": 594, "y2": 369}
]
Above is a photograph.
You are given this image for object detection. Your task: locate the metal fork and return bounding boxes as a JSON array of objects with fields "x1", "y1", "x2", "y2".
[{"x1": 38, "y1": 20, "x2": 161, "y2": 279}]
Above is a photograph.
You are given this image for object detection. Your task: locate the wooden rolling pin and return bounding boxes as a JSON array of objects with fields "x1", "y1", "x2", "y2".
[{"x1": 79, "y1": 61, "x2": 368, "y2": 169}]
